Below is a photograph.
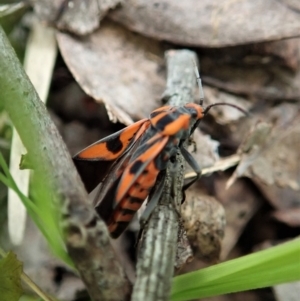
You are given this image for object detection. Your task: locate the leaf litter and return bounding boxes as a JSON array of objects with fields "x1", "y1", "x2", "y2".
[{"x1": 3, "y1": 1, "x2": 300, "y2": 300}]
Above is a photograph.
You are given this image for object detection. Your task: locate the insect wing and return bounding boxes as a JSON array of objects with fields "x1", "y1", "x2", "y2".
[
  {"x1": 73, "y1": 118, "x2": 148, "y2": 192},
  {"x1": 93, "y1": 120, "x2": 151, "y2": 204},
  {"x1": 106, "y1": 133, "x2": 169, "y2": 237},
  {"x1": 151, "y1": 108, "x2": 191, "y2": 136},
  {"x1": 115, "y1": 132, "x2": 169, "y2": 203},
  {"x1": 94, "y1": 151, "x2": 133, "y2": 223}
]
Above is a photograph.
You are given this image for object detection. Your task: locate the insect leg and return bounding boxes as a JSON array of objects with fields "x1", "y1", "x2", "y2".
[
  {"x1": 188, "y1": 136, "x2": 197, "y2": 153},
  {"x1": 180, "y1": 145, "x2": 201, "y2": 190}
]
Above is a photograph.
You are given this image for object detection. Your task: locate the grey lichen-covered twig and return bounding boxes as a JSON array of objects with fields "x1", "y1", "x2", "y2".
[
  {"x1": 131, "y1": 50, "x2": 198, "y2": 301},
  {"x1": 0, "y1": 26, "x2": 130, "y2": 301}
]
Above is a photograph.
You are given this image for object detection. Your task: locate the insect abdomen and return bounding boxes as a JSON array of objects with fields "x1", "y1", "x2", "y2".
[{"x1": 107, "y1": 160, "x2": 160, "y2": 237}]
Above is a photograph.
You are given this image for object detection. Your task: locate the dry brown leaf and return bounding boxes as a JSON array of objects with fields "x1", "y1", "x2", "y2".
[
  {"x1": 49, "y1": 81, "x2": 112, "y2": 128},
  {"x1": 251, "y1": 38, "x2": 300, "y2": 71},
  {"x1": 202, "y1": 55, "x2": 300, "y2": 101},
  {"x1": 225, "y1": 104, "x2": 300, "y2": 225},
  {"x1": 279, "y1": 0, "x2": 300, "y2": 12},
  {"x1": 109, "y1": 0, "x2": 300, "y2": 47},
  {"x1": 203, "y1": 86, "x2": 251, "y2": 124},
  {"x1": 31, "y1": 0, "x2": 122, "y2": 35},
  {"x1": 181, "y1": 187, "x2": 226, "y2": 263},
  {"x1": 252, "y1": 173, "x2": 300, "y2": 212},
  {"x1": 188, "y1": 38, "x2": 300, "y2": 72},
  {"x1": 214, "y1": 176, "x2": 262, "y2": 259},
  {"x1": 272, "y1": 208, "x2": 300, "y2": 227},
  {"x1": 186, "y1": 130, "x2": 220, "y2": 174},
  {"x1": 246, "y1": 108, "x2": 300, "y2": 211},
  {"x1": 57, "y1": 20, "x2": 165, "y2": 124},
  {"x1": 227, "y1": 122, "x2": 273, "y2": 188}
]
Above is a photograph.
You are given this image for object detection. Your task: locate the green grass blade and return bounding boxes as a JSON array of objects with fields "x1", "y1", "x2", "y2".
[
  {"x1": 0, "y1": 167, "x2": 40, "y2": 217},
  {"x1": 171, "y1": 239, "x2": 300, "y2": 301},
  {"x1": 0, "y1": 152, "x2": 73, "y2": 267}
]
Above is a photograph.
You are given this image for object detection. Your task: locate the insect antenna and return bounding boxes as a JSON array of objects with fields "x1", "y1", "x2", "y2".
[
  {"x1": 193, "y1": 60, "x2": 249, "y2": 116},
  {"x1": 203, "y1": 103, "x2": 249, "y2": 116},
  {"x1": 193, "y1": 60, "x2": 204, "y2": 106}
]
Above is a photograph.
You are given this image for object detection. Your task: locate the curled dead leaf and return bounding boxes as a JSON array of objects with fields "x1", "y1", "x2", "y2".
[
  {"x1": 57, "y1": 20, "x2": 165, "y2": 124},
  {"x1": 109, "y1": 0, "x2": 300, "y2": 47},
  {"x1": 31, "y1": 0, "x2": 122, "y2": 35}
]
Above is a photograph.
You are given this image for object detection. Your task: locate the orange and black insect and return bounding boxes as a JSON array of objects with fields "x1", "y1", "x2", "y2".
[{"x1": 73, "y1": 101, "x2": 247, "y2": 238}]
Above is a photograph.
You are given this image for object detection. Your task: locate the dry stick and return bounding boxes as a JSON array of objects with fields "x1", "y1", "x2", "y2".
[
  {"x1": 184, "y1": 154, "x2": 241, "y2": 179},
  {"x1": 131, "y1": 50, "x2": 198, "y2": 301},
  {"x1": 0, "y1": 26, "x2": 130, "y2": 301}
]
